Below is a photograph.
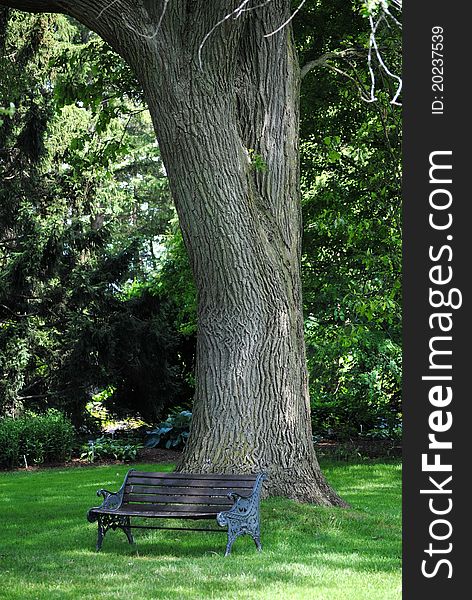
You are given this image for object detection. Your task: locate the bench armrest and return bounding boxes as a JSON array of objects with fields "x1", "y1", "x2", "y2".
[
  {"x1": 96, "y1": 488, "x2": 124, "y2": 510},
  {"x1": 87, "y1": 469, "x2": 135, "y2": 522},
  {"x1": 227, "y1": 491, "x2": 243, "y2": 503},
  {"x1": 217, "y1": 473, "x2": 267, "y2": 527},
  {"x1": 97, "y1": 489, "x2": 115, "y2": 499}
]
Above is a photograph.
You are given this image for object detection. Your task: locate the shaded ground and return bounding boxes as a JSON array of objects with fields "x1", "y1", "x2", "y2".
[
  {"x1": 136, "y1": 446, "x2": 182, "y2": 464},
  {"x1": 2, "y1": 448, "x2": 182, "y2": 472},
  {"x1": 315, "y1": 439, "x2": 402, "y2": 460},
  {"x1": 3, "y1": 441, "x2": 401, "y2": 473}
]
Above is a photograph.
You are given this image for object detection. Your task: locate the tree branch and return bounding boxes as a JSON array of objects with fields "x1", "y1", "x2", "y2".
[
  {"x1": 0, "y1": 0, "x2": 152, "y2": 76},
  {"x1": 300, "y1": 49, "x2": 363, "y2": 79},
  {"x1": 0, "y1": 0, "x2": 64, "y2": 12}
]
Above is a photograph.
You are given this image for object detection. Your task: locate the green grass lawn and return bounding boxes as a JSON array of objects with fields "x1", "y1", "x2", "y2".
[{"x1": 0, "y1": 460, "x2": 401, "y2": 600}]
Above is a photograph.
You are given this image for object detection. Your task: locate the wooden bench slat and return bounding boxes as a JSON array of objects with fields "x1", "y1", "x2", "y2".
[
  {"x1": 93, "y1": 508, "x2": 220, "y2": 519},
  {"x1": 95, "y1": 504, "x2": 225, "y2": 516},
  {"x1": 127, "y1": 474, "x2": 256, "y2": 484},
  {"x1": 130, "y1": 471, "x2": 258, "y2": 481},
  {"x1": 126, "y1": 476, "x2": 255, "y2": 489},
  {"x1": 123, "y1": 493, "x2": 233, "y2": 505},
  {"x1": 126, "y1": 503, "x2": 225, "y2": 513},
  {"x1": 124, "y1": 485, "x2": 248, "y2": 498},
  {"x1": 125, "y1": 485, "x2": 232, "y2": 497},
  {"x1": 114, "y1": 510, "x2": 219, "y2": 519}
]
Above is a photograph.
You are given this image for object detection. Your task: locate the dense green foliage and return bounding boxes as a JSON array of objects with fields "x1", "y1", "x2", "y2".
[
  {"x1": 80, "y1": 435, "x2": 140, "y2": 463},
  {"x1": 0, "y1": 408, "x2": 74, "y2": 468},
  {"x1": 145, "y1": 409, "x2": 192, "y2": 450},
  {"x1": 296, "y1": 1, "x2": 402, "y2": 439},
  {"x1": 0, "y1": 11, "x2": 193, "y2": 423},
  {"x1": 0, "y1": 3, "x2": 401, "y2": 440},
  {"x1": 0, "y1": 459, "x2": 401, "y2": 599}
]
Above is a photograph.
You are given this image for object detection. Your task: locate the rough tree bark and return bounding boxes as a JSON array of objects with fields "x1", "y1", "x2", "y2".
[{"x1": 0, "y1": 0, "x2": 347, "y2": 505}]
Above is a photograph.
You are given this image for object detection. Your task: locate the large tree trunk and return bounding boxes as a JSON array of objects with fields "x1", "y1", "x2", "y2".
[{"x1": 1, "y1": 0, "x2": 346, "y2": 505}]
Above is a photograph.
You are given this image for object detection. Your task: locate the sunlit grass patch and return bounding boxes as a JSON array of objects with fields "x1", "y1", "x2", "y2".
[{"x1": 0, "y1": 459, "x2": 401, "y2": 600}]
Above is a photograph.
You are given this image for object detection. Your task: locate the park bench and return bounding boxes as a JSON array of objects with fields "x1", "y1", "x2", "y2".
[{"x1": 87, "y1": 470, "x2": 266, "y2": 556}]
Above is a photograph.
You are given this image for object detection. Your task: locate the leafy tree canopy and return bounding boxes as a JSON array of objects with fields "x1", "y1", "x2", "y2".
[{"x1": 0, "y1": 2, "x2": 401, "y2": 440}]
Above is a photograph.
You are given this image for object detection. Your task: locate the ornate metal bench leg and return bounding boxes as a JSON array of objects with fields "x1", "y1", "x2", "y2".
[
  {"x1": 252, "y1": 534, "x2": 262, "y2": 551},
  {"x1": 95, "y1": 514, "x2": 133, "y2": 550},
  {"x1": 121, "y1": 516, "x2": 134, "y2": 545},
  {"x1": 96, "y1": 516, "x2": 106, "y2": 551},
  {"x1": 225, "y1": 527, "x2": 241, "y2": 557}
]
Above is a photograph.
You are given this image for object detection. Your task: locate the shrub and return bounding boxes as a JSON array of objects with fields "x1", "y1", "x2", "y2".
[
  {"x1": 0, "y1": 410, "x2": 75, "y2": 469},
  {"x1": 307, "y1": 324, "x2": 402, "y2": 441},
  {"x1": 0, "y1": 417, "x2": 22, "y2": 468},
  {"x1": 80, "y1": 436, "x2": 140, "y2": 463},
  {"x1": 145, "y1": 410, "x2": 192, "y2": 450}
]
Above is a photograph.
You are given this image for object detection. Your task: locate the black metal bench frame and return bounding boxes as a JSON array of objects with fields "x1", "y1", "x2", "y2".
[{"x1": 87, "y1": 470, "x2": 266, "y2": 556}]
